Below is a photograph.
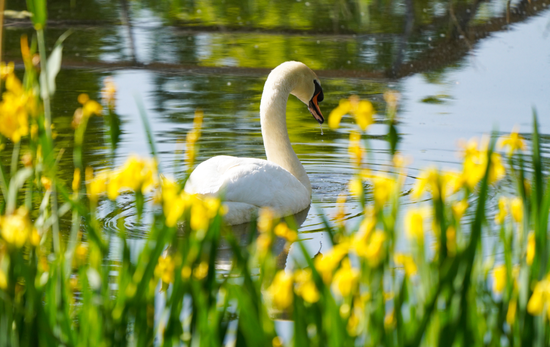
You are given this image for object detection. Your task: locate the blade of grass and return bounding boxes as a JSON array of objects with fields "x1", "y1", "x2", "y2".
[{"x1": 134, "y1": 95, "x2": 162, "y2": 174}]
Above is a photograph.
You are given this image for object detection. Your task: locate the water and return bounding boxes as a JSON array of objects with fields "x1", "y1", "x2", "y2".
[{"x1": 3, "y1": 0, "x2": 550, "y2": 262}]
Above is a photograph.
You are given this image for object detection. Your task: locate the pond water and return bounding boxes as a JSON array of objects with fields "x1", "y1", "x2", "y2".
[{"x1": 3, "y1": 0, "x2": 550, "y2": 264}]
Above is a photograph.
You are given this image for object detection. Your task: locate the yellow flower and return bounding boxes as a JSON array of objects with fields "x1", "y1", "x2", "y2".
[
  {"x1": 83, "y1": 100, "x2": 103, "y2": 117},
  {"x1": 85, "y1": 167, "x2": 109, "y2": 204},
  {"x1": 75, "y1": 243, "x2": 88, "y2": 266},
  {"x1": 72, "y1": 168, "x2": 81, "y2": 191},
  {"x1": 349, "y1": 177, "x2": 363, "y2": 198},
  {"x1": 510, "y1": 197, "x2": 523, "y2": 223},
  {"x1": 0, "y1": 71, "x2": 33, "y2": 143},
  {"x1": 0, "y1": 62, "x2": 14, "y2": 79},
  {"x1": 155, "y1": 255, "x2": 175, "y2": 284},
  {"x1": 366, "y1": 173, "x2": 397, "y2": 207},
  {"x1": 0, "y1": 268, "x2": 7, "y2": 289},
  {"x1": 462, "y1": 156, "x2": 486, "y2": 189},
  {"x1": 498, "y1": 127, "x2": 527, "y2": 156},
  {"x1": 332, "y1": 258, "x2": 359, "y2": 297},
  {"x1": 442, "y1": 170, "x2": 462, "y2": 197},
  {"x1": 527, "y1": 277, "x2": 550, "y2": 316},
  {"x1": 458, "y1": 137, "x2": 505, "y2": 188},
  {"x1": 314, "y1": 243, "x2": 348, "y2": 283},
  {"x1": 495, "y1": 197, "x2": 508, "y2": 225},
  {"x1": 489, "y1": 153, "x2": 505, "y2": 184},
  {"x1": 405, "y1": 207, "x2": 428, "y2": 241},
  {"x1": 181, "y1": 266, "x2": 192, "y2": 279},
  {"x1": 355, "y1": 230, "x2": 386, "y2": 267},
  {"x1": 193, "y1": 110, "x2": 204, "y2": 129},
  {"x1": 328, "y1": 99, "x2": 351, "y2": 129},
  {"x1": 102, "y1": 77, "x2": 117, "y2": 110},
  {"x1": 383, "y1": 90, "x2": 400, "y2": 111},
  {"x1": 334, "y1": 194, "x2": 347, "y2": 226},
  {"x1": 256, "y1": 233, "x2": 272, "y2": 256},
  {"x1": 492, "y1": 264, "x2": 506, "y2": 294},
  {"x1": 452, "y1": 200, "x2": 468, "y2": 220},
  {"x1": 412, "y1": 167, "x2": 440, "y2": 200},
  {"x1": 41, "y1": 176, "x2": 52, "y2": 191},
  {"x1": 158, "y1": 177, "x2": 187, "y2": 227},
  {"x1": 31, "y1": 229, "x2": 40, "y2": 246},
  {"x1": 0, "y1": 207, "x2": 32, "y2": 247},
  {"x1": 268, "y1": 270, "x2": 294, "y2": 310},
  {"x1": 328, "y1": 96, "x2": 375, "y2": 131},
  {"x1": 459, "y1": 137, "x2": 483, "y2": 160},
  {"x1": 190, "y1": 197, "x2": 222, "y2": 230},
  {"x1": 459, "y1": 138, "x2": 486, "y2": 188},
  {"x1": 274, "y1": 222, "x2": 297, "y2": 242},
  {"x1": 394, "y1": 253, "x2": 417, "y2": 277},
  {"x1": 356, "y1": 215, "x2": 375, "y2": 241},
  {"x1": 21, "y1": 152, "x2": 32, "y2": 167},
  {"x1": 348, "y1": 131, "x2": 363, "y2": 167},
  {"x1": 272, "y1": 336, "x2": 283, "y2": 347},
  {"x1": 107, "y1": 156, "x2": 157, "y2": 200},
  {"x1": 446, "y1": 226, "x2": 457, "y2": 256},
  {"x1": 527, "y1": 231, "x2": 535, "y2": 266},
  {"x1": 507, "y1": 299, "x2": 517, "y2": 326},
  {"x1": 183, "y1": 111, "x2": 204, "y2": 169},
  {"x1": 185, "y1": 129, "x2": 200, "y2": 169},
  {"x1": 347, "y1": 311, "x2": 360, "y2": 336},
  {"x1": 354, "y1": 100, "x2": 375, "y2": 131},
  {"x1": 258, "y1": 207, "x2": 275, "y2": 233},
  {"x1": 384, "y1": 309, "x2": 395, "y2": 329},
  {"x1": 190, "y1": 200, "x2": 209, "y2": 231},
  {"x1": 193, "y1": 261, "x2": 209, "y2": 280},
  {"x1": 294, "y1": 268, "x2": 320, "y2": 303},
  {"x1": 78, "y1": 93, "x2": 90, "y2": 104}
]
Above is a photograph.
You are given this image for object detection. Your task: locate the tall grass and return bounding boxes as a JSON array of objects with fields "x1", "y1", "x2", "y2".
[{"x1": 0, "y1": 4, "x2": 549, "y2": 346}]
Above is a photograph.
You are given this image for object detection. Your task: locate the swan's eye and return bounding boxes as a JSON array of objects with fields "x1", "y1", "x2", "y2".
[{"x1": 313, "y1": 80, "x2": 324, "y2": 102}]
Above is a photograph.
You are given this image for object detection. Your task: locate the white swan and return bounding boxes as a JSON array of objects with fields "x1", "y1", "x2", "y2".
[{"x1": 184, "y1": 61, "x2": 324, "y2": 225}]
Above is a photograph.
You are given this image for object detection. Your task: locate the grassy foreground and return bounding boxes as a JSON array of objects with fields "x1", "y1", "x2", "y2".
[{"x1": 1, "y1": 4, "x2": 550, "y2": 347}]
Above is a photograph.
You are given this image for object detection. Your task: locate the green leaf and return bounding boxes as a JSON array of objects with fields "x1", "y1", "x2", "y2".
[
  {"x1": 531, "y1": 110, "x2": 544, "y2": 207},
  {"x1": 26, "y1": 0, "x2": 47, "y2": 28},
  {"x1": 134, "y1": 95, "x2": 162, "y2": 173},
  {"x1": 388, "y1": 123, "x2": 399, "y2": 155},
  {"x1": 107, "y1": 110, "x2": 122, "y2": 151},
  {"x1": 6, "y1": 168, "x2": 32, "y2": 214},
  {"x1": 39, "y1": 31, "x2": 71, "y2": 99}
]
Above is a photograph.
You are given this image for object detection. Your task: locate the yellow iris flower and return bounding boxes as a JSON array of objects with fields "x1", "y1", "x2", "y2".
[
  {"x1": 498, "y1": 127, "x2": 527, "y2": 156},
  {"x1": 328, "y1": 96, "x2": 375, "y2": 131},
  {"x1": 492, "y1": 264, "x2": 506, "y2": 294}
]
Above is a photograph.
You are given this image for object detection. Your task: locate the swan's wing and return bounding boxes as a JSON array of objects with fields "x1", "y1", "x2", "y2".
[
  {"x1": 184, "y1": 156, "x2": 239, "y2": 195},
  {"x1": 185, "y1": 156, "x2": 310, "y2": 213}
]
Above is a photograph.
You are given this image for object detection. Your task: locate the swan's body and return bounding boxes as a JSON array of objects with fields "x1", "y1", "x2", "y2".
[{"x1": 185, "y1": 61, "x2": 324, "y2": 225}]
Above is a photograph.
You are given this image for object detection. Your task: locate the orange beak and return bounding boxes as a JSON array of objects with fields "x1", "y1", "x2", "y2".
[{"x1": 308, "y1": 93, "x2": 324, "y2": 124}]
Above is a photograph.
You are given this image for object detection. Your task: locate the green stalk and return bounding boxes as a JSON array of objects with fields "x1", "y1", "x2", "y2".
[
  {"x1": 10, "y1": 141, "x2": 20, "y2": 177},
  {"x1": 36, "y1": 28, "x2": 61, "y2": 254},
  {"x1": 36, "y1": 29, "x2": 53, "y2": 142},
  {"x1": 0, "y1": 160, "x2": 8, "y2": 203}
]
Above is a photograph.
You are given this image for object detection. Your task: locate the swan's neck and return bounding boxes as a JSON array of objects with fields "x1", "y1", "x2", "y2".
[{"x1": 260, "y1": 79, "x2": 312, "y2": 195}]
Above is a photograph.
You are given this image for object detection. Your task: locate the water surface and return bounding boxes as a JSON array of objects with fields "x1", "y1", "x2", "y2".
[{"x1": 3, "y1": 0, "x2": 550, "y2": 261}]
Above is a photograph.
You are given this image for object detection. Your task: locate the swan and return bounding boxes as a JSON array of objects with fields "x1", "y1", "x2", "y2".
[{"x1": 184, "y1": 61, "x2": 325, "y2": 225}]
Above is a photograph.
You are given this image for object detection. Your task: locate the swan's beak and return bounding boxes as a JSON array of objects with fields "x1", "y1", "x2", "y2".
[{"x1": 308, "y1": 93, "x2": 324, "y2": 124}]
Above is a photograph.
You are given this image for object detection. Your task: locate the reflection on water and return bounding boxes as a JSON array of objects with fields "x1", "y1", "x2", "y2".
[{"x1": 2, "y1": 0, "x2": 550, "y2": 260}]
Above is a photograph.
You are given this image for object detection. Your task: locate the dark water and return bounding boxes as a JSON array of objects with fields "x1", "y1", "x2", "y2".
[{"x1": 3, "y1": 0, "x2": 550, "y2": 259}]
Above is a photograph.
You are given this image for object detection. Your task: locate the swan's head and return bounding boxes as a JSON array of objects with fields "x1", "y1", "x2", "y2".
[{"x1": 270, "y1": 61, "x2": 325, "y2": 124}]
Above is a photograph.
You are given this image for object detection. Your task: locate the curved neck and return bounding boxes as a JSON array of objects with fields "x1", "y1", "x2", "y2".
[{"x1": 260, "y1": 78, "x2": 311, "y2": 195}]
